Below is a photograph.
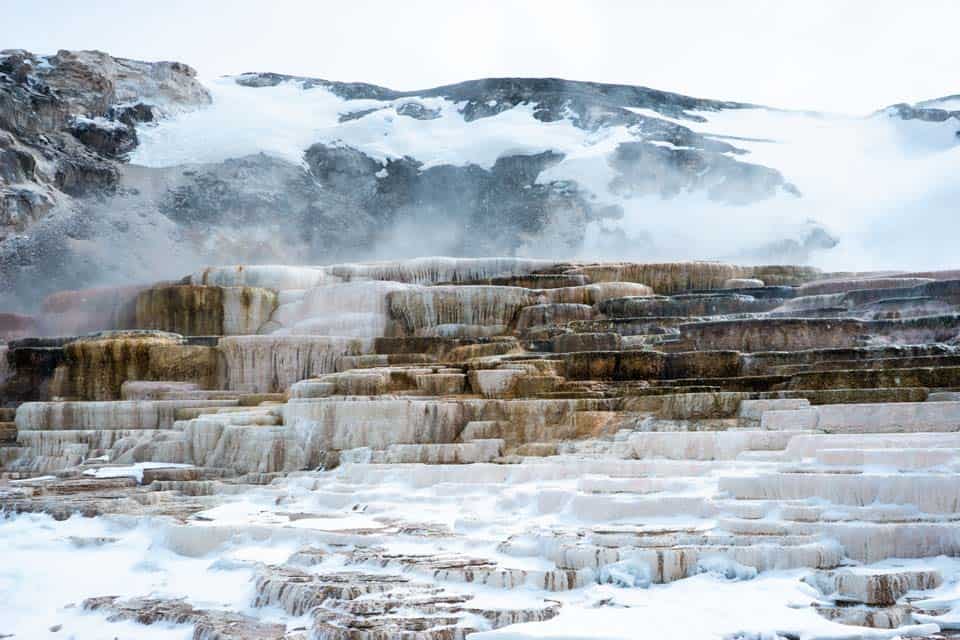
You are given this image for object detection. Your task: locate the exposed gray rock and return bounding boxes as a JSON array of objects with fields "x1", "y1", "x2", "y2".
[
  {"x1": 301, "y1": 144, "x2": 608, "y2": 256},
  {"x1": 69, "y1": 116, "x2": 138, "y2": 159},
  {"x1": 885, "y1": 102, "x2": 960, "y2": 124},
  {"x1": 235, "y1": 73, "x2": 749, "y2": 127},
  {"x1": 396, "y1": 101, "x2": 441, "y2": 120},
  {"x1": 737, "y1": 223, "x2": 839, "y2": 264},
  {"x1": 609, "y1": 141, "x2": 799, "y2": 204},
  {"x1": 882, "y1": 96, "x2": 960, "y2": 139},
  {"x1": 157, "y1": 153, "x2": 376, "y2": 261}
]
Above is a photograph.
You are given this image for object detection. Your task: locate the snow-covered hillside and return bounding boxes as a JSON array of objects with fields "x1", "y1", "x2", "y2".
[
  {"x1": 132, "y1": 74, "x2": 960, "y2": 271},
  {"x1": 1, "y1": 50, "x2": 958, "y2": 308}
]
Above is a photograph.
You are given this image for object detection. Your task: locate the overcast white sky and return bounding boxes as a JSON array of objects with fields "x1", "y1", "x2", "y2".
[{"x1": 3, "y1": 0, "x2": 957, "y2": 114}]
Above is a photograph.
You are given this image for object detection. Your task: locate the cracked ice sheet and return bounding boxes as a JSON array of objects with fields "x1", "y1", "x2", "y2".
[
  {"x1": 0, "y1": 512, "x2": 302, "y2": 639},
  {"x1": 471, "y1": 572, "x2": 938, "y2": 640}
]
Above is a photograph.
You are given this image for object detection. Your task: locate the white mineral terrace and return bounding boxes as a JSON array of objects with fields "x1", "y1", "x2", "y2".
[{"x1": 5, "y1": 257, "x2": 960, "y2": 639}]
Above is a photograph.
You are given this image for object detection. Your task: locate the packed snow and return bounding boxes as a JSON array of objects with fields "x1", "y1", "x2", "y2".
[
  {"x1": 72, "y1": 114, "x2": 131, "y2": 131},
  {"x1": 82, "y1": 461, "x2": 194, "y2": 483}
]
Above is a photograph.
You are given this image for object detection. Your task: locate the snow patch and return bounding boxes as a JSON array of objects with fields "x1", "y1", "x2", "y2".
[
  {"x1": 130, "y1": 76, "x2": 607, "y2": 170},
  {"x1": 82, "y1": 461, "x2": 194, "y2": 483},
  {"x1": 73, "y1": 115, "x2": 129, "y2": 131}
]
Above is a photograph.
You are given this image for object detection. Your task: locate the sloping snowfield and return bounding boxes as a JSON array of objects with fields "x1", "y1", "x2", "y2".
[{"x1": 130, "y1": 76, "x2": 960, "y2": 271}]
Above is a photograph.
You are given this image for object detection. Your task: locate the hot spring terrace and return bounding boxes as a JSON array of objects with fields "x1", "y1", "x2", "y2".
[{"x1": 5, "y1": 258, "x2": 960, "y2": 639}]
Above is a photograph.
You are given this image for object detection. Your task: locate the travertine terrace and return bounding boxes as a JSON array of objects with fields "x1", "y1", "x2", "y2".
[{"x1": 5, "y1": 257, "x2": 960, "y2": 639}]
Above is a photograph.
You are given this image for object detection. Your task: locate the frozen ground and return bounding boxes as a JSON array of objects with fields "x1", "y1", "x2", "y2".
[{"x1": 6, "y1": 447, "x2": 960, "y2": 639}]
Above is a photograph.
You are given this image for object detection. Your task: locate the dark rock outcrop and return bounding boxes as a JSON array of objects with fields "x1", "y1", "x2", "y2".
[
  {"x1": 609, "y1": 141, "x2": 799, "y2": 204},
  {"x1": 302, "y1": 145, "x2": 602, "y2": 255}
]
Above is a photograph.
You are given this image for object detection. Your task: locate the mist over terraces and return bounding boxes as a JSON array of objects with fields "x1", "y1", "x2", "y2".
[{"x1": 2, "y1": 46, "x2": 960, "y2": 640}]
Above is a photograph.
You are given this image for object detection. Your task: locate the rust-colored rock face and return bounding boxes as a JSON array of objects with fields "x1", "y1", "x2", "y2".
[
  {"x1": 515, "y1": 303, "x2": 595, "y2": 334},
  {"x1": 387, "y1": 285, "x2": 537, "y2": 337},
  {"x1": 134, "y1": 285, "x2": 226, "y2": 336},
  {"x1": 563, "y1": 350, "x2": 667, "y2": 380},
  {"x1": 747, "y1": 264, "x2": 823, "y2": 286},
  {"x1": 52, "y1": 331, "x2": 218, "y2": 400},
  {"x1": 134, "y1": 284, "x2": 277, "y2": 336}
]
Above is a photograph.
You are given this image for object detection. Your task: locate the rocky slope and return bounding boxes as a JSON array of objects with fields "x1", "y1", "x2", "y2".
[{"x1": 1, "y1": 49, "x2": 958, "y2": 311}]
